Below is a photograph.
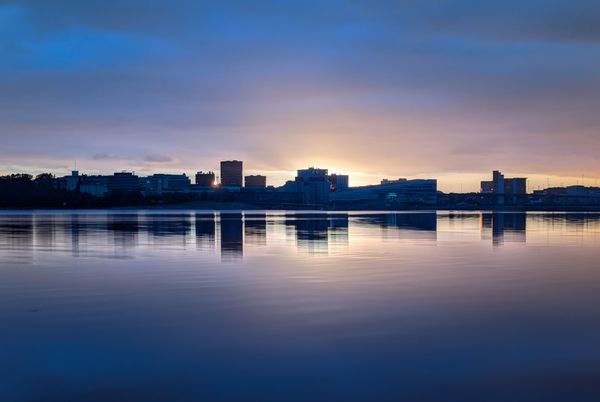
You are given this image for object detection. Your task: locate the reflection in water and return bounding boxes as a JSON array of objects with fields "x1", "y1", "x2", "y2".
[
  {"x1": 356, "y1": 212, "x2": 437, "y2": 232},
  {"x1": 107, "y1": 214, "x2": 139, "y2": 249},
  {"x1": 2, "y1": 211, "x2": 600, "y2": 401},
  {"x1": 195, "y1": 213, "x2": 216, "y2": 252},
  {"x1": 481, "y1": 213, "x2": 527, "y2": 246},
  {"x1": 148, "y1": 214, "x2": 192, "y2": 238},
  {"x1": 284, "y1": 213, "x2": 350, "y2": 254},
  {"x1": 2, "y1": 212, "x2": 600, "y2": 262},
  {"x1": 245, "y1": 213, "x2": 267, "y2": 246},
  {"x1": 220, "y1": 213, "x2": 243, "y2": 260}
]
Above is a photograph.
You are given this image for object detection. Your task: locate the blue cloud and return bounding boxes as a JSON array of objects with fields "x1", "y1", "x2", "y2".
[{"x1": 0, "y1": 0, "x2": 599, "y2": 187}]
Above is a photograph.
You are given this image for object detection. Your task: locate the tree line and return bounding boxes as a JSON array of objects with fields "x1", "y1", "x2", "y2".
[{"x1": 0, "y1": 174, "x2": 194, "y2": 209}]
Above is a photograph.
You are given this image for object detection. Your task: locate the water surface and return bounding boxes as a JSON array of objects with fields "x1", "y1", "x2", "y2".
[{"x1": 1, "y1": 211, "x2": 600, "y2": 401}]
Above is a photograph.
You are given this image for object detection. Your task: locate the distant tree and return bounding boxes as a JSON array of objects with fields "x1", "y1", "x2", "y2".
[{"x1": 34, "y1": 173, "x2": 55, "y2": 190}]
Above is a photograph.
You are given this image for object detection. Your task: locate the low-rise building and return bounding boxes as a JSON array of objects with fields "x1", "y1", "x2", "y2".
[
  {"x1": 108, "y1": 172, "x2": 139, "y2": 193},
  {"x1": 481, "y1": 171, "x2": 527, "y2": 204},
  {"x1": 149, "y1": 174, "x2": 191, "y2": 194},
  {"x1": 195, "y1": 171, "x2": 215, "y2": 187},
  {"x1": 245, "y1": 175, "x2": 267, "y2": 189},
  {"x1": 79, "y1": 175, "x2": 108, "y2": 197},
  {"x1": 331, "y1": 179, "x2": 438, "y2": 205},
  {"x1": 329, "y1": 174, "x2": 349, "y2": 192}
]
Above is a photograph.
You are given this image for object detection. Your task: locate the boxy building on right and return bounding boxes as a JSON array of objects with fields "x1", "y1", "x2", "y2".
[{"x1": 480, "y1": 170, "x2": 527, "y2": 205}]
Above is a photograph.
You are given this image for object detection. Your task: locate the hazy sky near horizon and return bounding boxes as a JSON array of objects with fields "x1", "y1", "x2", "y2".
[{"x1": 1, "y1": 0, "x2": 600, "y2": 191}]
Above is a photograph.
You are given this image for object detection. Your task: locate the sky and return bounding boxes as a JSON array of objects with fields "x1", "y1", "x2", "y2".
[{"x1": 1, "y1": 0, "x2": 599, "y2": 192}]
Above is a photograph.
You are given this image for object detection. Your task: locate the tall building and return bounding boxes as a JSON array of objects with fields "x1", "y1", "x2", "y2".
[
  {"x1": 245, "y1": 175, "x2": 267, "y2": 189},
  {"x1": 195, "y1": 171, "x2": 215, "y2": 187},
  {"x1": 220, "y1": 160, "x2": 243, "y2": 187}
]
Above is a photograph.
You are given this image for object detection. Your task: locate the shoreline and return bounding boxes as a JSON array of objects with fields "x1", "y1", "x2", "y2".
[{"x1": 2, "y1": 203, "x2": 600, "y2": 213}]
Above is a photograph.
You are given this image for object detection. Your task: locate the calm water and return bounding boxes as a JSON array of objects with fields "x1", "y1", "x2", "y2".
[{"x1": 2, "y1": 211, "x2": 600, "y2": 401}]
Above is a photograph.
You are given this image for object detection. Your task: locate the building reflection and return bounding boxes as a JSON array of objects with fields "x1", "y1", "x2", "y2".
[
  {"x1": 70, "y1": 214, "x2": 81, "y2": 257},
  {"x1": 195, "y1": 213, "x2": 216, "y2": 251},
  {"x1": 481, "y1": 213, "x2": 526, "y2": 246},
  {"x1": 33, "y1": 214, "x2": 55, "y2": 250},
  {"x1": 284, "y1": 213, "x2": 349, "y2": 254},
  {"x1": 355, "y1": 212, "x2": 437, "y2": 242},
  {"x1": 220, "y1": 213, "x2": 243, "y2": 260},
  {"x1": 107, "y1": 214, "x2": 139, "y2": 248},
  {"x1": 0, "y1": 214, "x2": 34, "y2": 264},
  {"x1": 537, "y1": 213, "x2": 600, "y2": 228},
  {"x1": 244, "y1": 213, "x2": 267, "y2": 246},
  {"x1": 6, "y1": 211, "x2": 600, "y2": 261},
  {"x1": 356, "y1": 213, "x2": 437, "y2": 231},
  {"x1": 328, "y1": 213, "x2": 349, "y2": 246},
  {"x1": 147, "y1": 214, "x2": 192, "y2": 240}
]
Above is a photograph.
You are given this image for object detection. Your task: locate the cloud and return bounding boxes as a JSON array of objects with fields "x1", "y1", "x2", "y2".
[
  {"x1": 143, "y1": 154, "x2": 173, "y2": 163},
  {"x1": 0, "y1": 0, "x2": 599, "y2": 191}
]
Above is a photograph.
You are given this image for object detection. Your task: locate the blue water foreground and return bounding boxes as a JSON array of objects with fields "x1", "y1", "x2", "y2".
[{"x1": 1, "y1": 211, "x2": 600, "y2": 401}]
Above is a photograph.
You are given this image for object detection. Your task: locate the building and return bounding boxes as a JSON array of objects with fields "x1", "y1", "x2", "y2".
[
  {"x1": 480, "y1": 181, "x2": 494, "y2": 194},
  {"x1": 381, "y1": 178, "x2": 407, "y2": 185},
  {"x1": 481, "y1": 171, "x2": 527, "y2": 205},
  {"x1": 220, "y1": 160, "x2": 243, "y2": 188},
  {"x1": 107, "y1": 172, "x2": 139, "y2": 193},
  {"x1": 329, "y1": 174, "x2": 349, "y2": 192},
  {"x1": 531, "y1": 185, "x2": 600, "y2": 206},
  {"x1": 79, "y1": 175, "x2": 108, "y2": 197},
  {"x1": 294, "y1": 168, "x2": 331, "y2": 205},
  {"x1": 330, "y1": 179, "x2": 437, "y2": 205},
  {"x1": 245, "y1": 175, "x2": 267, "y2": 189},
  {"x1": 65, "y1": 170, "x2": 79, "y2": 191},
  {"x1": 195, "y1": 171, "x2": 215, "y2": 187},
  {"x1": 149, "y1": 174, "x2": 191, "y2": 194}
]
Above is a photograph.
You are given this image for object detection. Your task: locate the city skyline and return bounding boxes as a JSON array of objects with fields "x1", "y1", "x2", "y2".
[
  {"x1": 1, "y1": 161, "x2": 597, "y2": 194},
  {"x1": 2, "y1": 1, "x2": 600, "y2": 193}
]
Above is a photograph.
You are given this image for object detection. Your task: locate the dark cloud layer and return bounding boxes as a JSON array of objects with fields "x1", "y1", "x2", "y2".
[{"x1": 1, "y1": 0, "x2": 599, "y2": 190}]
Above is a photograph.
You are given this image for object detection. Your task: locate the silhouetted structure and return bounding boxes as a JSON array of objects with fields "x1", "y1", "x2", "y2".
[
  {"x1": 481, "y1": 171, "x2": 527, "y2": 205},
  {"x1": 220, "y1": 160, "x2": 243, "y2": 188},
  {"x1": 291, "y1": 168, "x2": 331, "y2": 206},
  {"x1": 66, "y1": 171, "x2": 79, "y2": 191},
  {"x1": 80, "y1": 175, "x2": 108, "y2": 197},
  {"x1": 148, "y1": 174, "x2": 191, "y2": 194},
  {"x1": 245, "y1": 175, "x2": 267, "y2": 189},
  {"x1": 108, "y1": 172, "x2": 139, "y2": 193},
  {"x1": 329, "y1": 174, "x2": 349, "y2": 192},
  {"x1": 532, "y1": 186, "x2": 600, "y2": 206},
  {"x1": 330, "y1": 179, "x2": 437, "y2": 207},
  {"x1": 195, "y1": 171, "x2": 215, "y2": 187}
]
